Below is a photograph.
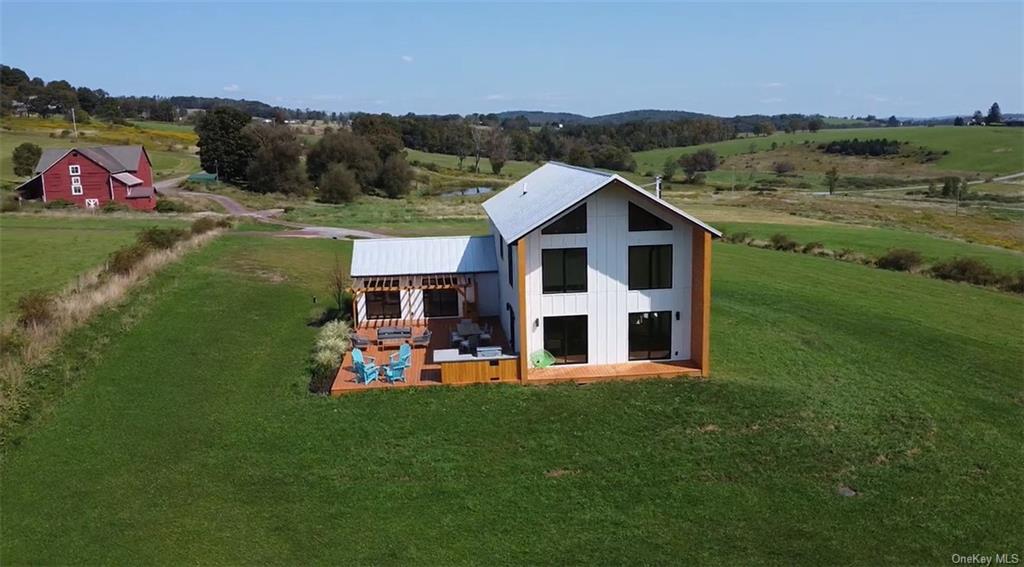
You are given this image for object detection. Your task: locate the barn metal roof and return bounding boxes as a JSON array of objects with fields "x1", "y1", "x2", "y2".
[
  {"x1": 112, "y1": 172, "x2": 144, "y2": 186},
  {"x1": 351, "y1": 235, "x2": 498, "y2": 277},
  {"x1": 482, "y1": 161, "x2": 721, "y2": 241},
  {"x1": 34, "y1": 146, "x2": 147, "y2": 174}
]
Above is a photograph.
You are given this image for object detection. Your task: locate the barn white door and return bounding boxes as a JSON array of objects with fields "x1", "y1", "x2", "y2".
[{"x1": 85, "y1": 199, "x2": 99, "y2": 209}]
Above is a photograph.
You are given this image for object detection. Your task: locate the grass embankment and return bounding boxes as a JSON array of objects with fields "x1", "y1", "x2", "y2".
[
  {"x1": 2, "y1": 236, "x2": 1021, "y2": 563},
  {"x1": 0, "y1": 117, "x2": 200, "y2": 183},
  {"x1": 634, "y1": 126, "x2": 1024, "y2": 176},
  {"x1": 0, "y1": 215, "x2": 189, "y2": 318}
]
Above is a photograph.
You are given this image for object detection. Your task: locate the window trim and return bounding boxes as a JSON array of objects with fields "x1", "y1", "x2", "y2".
[
  {"x1": 68, "y1": 164, "x2": 81, "y2": 176},
  {"x1": 628, "y1": 244, "x2": 673, "y2": 290},
  {"x1": 543, "y1": 315, "x2": 588, "y2": 365},
  {"x1": 71, "y1": 181, "x2": 84, "y2": 196},
  {"x1": 628, "y1": 311, "x2": 672, "y2": 361},
  {"x1": 541, "y1": 247, "x2": 588, "y2": 294}
]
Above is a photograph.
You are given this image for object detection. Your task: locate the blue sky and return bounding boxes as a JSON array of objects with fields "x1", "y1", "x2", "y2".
[{"x1": 2, "y1": 2, "x2": 1021, "y2": 117}]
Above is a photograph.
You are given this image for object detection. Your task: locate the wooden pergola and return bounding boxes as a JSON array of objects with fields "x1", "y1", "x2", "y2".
[{"x1": 350, "y1": 274, "x2": 476, "y2": 327}]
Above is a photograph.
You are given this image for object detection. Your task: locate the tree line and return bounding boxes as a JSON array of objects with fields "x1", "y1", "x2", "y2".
[
  {"x1": 819, "y1": 138, "x2": 904, "y2": 157},
  {"x1": 195, "y1": 108, "x2": 413, "y2": 203}
]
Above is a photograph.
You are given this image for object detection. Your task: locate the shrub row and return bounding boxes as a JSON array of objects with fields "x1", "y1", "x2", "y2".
[
  {"x1": 722, "y1": 230, "x2": 1023, "y2": 294},
  {"x1": 309, "y1": 319, "x2": 351, "y2": 393}
]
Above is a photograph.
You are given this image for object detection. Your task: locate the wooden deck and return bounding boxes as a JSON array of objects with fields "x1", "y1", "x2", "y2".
[
  {"x1": 527, "y1": 359, "x2": 703, "y2": 384},
  {"x1": 330, "y1": 317, "x2": 509, "y2": 396}
]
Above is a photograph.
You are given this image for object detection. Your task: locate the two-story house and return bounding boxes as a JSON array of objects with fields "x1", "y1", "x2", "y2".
[{"x1": 341, "y1": 162, "x2": 720, "y2": 394}]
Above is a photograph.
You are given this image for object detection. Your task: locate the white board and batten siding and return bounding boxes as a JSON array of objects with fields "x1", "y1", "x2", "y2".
[{"x1": 521, "y1": 182, "x2": 693, "y2": 365}]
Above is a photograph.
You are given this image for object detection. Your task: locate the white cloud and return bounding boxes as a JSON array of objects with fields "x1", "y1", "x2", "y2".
[
  {"x1": 222, "y1": 84, "x2": 240, "y2": 92},
  {"x1": 484, "y1": 93, "x2": 506, "y2": 101},
  {"x1": 761, "y1": 82, "x2": 785, "y2": 88},
  {"x1": 866, "y1": 94, "x2": 889, "y2": 102},
  {"x1": 760, "y1": 97, "x2": 784, "y2": 104},
  {"x1": 401, "y1": 55, "x2": 414, "y2": 63}
]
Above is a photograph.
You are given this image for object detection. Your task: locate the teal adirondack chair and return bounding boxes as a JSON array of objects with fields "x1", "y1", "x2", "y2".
[
  {"x1": 351, "y1": 348, "x2": 379, "y2": 384},
  {"x1": 389, "y1": 343, "x2": 412, "y2": 367},
  {"x1": 384, "y1": 362, "x2": 408, "y2": 383}
]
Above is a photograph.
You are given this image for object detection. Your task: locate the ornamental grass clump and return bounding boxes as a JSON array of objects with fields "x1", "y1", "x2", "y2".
[{"x1": 309, "y1": 319, "x2": 352, "y2": 392}]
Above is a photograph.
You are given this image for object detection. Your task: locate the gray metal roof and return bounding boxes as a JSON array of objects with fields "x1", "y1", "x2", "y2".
[
  {"x1": 482, "y1": 161, "x2": 721, "y2": 241},
  {"x1": 126, "y1": 186, "x2": 155, "y2": 198},
  {"x1": 34, "y1": 145, "x2": 146, "y2": 174},
  {"x1": 351, "y1": 235, "x2": 498, "y2": 277}
]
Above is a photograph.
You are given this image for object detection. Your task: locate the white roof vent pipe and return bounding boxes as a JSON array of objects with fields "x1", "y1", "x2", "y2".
[
  {"x1": 521, "y1": 182, "x2": 528, "y2": 196},
  {"x1": 655, "y1": 176, "x2": 662, "y2": 200}
]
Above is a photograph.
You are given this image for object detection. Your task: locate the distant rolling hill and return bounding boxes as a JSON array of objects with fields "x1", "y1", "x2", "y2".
[{"x1": 495, "y1": 109, "x2": 714, "y2": 125}]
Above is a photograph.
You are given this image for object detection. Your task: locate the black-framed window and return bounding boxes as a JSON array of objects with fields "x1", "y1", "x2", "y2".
[
  {"x1": 629, "y1": 311, "x2": 672, "y2": 360},
  {"x1": 629, "y1": 202, "x2": 672, "y2": 231},
  {"x1": 542, "y1": 204, "x2": 587, "y2": 234},
  {"x1": 544, "y1": 315, "x2": 588, "y2": 364},
  {"x1": 507, "y1": 243, "x2": 514, "y2": 286},
  {"x1": 366, "y1": 290, "x2": 401, "y2": 320},
  {"x1": 423, "y1": 289, "x2": 459, "y2": 318},
  {"x1": 542, "y1": 248, "x2": 587, "y2": 294},
  {"x1": 629, "y1": 245, "x2": 672, "y2": 290}
]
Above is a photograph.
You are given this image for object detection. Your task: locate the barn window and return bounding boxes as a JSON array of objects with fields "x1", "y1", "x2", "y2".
[
  {"x1": 71, "y1": 176, "x2": 84, "y2": 196},
  {"x1": 68, "y1": 165, "x2": 81, "y2": 175}
]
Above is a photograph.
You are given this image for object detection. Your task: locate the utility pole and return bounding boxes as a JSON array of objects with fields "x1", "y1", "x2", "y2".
[{"x1": 71, "y1": 107, "x2": 79, "y2": 141}]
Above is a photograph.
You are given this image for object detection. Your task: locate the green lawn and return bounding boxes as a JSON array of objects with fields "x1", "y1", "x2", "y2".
[
  {"x1": 634, "y1": 126, "x2": 1024, "y2": 176},
  {"x1": 2, "y1": 235, "x2": 1021, "y2": 563},
  {"x1": 283, "y1": 195, "x2": 491, "y2": 236},
  {"x1": 716, "y1": 221, "x2": 1024, "y2": 272},
  {"x1": 0, "y1": 215, "x2": 187, "y2": 319}
]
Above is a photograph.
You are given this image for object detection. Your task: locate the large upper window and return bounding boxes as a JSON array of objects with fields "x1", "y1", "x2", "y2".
[
  {"x1": 68, "y1": 164, "x2": 81, "y2": 175},
  {"x1": 629, "y1": 311, "x2": 672, "y2": 360},
  {"x1": 544, "y1": 315, "x2": 588, "y2": 364},
  {"x1": 629, "y1": 245, "x2": 672, "y2": 290},
  {"x1": 542, "y1": 248, "x2": 587, "y2": 294},
  {"x1": 542, "y1": 204, "x2": 587, "y2": 234},
  {"x1": 365, "y1": 290, "x2": 401, "y2": 320},
  {"x1": 629, "y1": 202, "x2": 672, "y2": 231},
  {"x1": 507, "y1": 243, "x2": 514, "y2": 286},
  {"x1": 423, "y1": 289, "x2": 459, "y2": 318}
]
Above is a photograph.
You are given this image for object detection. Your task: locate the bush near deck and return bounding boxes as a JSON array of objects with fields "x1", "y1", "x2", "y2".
[{"x1": 1, "y1": 236, "x2": 1021, "y2": 564}]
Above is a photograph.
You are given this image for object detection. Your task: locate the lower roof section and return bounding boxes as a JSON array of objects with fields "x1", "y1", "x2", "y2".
[{"x1": 351, "y1": 235, "x2": 497, "y2": 278}]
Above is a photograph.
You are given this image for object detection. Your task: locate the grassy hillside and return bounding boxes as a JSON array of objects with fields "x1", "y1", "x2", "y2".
[
  {"x1": 715, "y1": 221, "x2": 1024, "y2": 272},
  {"x1": 406, "y1": 148, "x2": 539, "y2": 179},
  {"x1": 0, "y1": 117, "x2": 200, "y2": 184},
  {"x1": 2, "y1": 235, "x2": 1021, "y2": 563},
  {"x1": 635, "y1": 126, "x2": 1024, "y2": 176},
  {"x1": 0, "y1": 215, "x2": 187, "y2": 318}
]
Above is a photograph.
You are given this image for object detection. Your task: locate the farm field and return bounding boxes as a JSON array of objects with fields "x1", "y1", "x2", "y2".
[
  {"x1": 714, "y1": 221, "x2": 1024, "y2": 272},
  {"x1": 2, "y1": 234, "x2": 1022, "y2": 564},
  {"x1": 634, "y1": 126, "x2": 1024, "y2": 176},
  {"x1": 282, "y1": 194, "x2": 491, "y2": 236},
  {"x1": 0, "y1": 118, "x2": 200, "y2": 184},
  {"x1": 406, "y1": 148, "x2": 539, "y2": 179},
  {"x1": 0, "y1": 214, "x2": 187, "y2": 318}
]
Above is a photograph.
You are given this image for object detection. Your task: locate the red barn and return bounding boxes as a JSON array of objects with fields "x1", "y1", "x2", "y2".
[{"x1": 16, "y1": 145, "x2": 157, "y2": 211}]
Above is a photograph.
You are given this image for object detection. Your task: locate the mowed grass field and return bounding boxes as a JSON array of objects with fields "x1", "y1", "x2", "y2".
[
  {"x1": 0, "y1": 215, "x2": 187, "y2": 319},
  {"x1": 634, "y1": 126, "x2": 1024, "y2": 176},
  {"x1": 2, "y1": 234, "x2": 1021, "y2": 563}
]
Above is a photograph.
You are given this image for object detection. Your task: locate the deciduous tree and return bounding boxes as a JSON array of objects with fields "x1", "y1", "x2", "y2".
[
  {"x1": 195, "y1": 106, "x2": 257, "y2": 182},
  {"x1": 377, "y1": 154, "x2": 413, "y2": 198},
  {"x1": 243, "y1": 123, "x2": 309, "y2": 195},
  {"x1": 487, "y1": 129, "x2": 510, "y2": 174},
  {"x1": 677, "y1": 149, "x2": 718, "y2": 181},
  {"x1": 986, "y1": 102, "x2": 1002, "y2": 124},
  {"x1": 318, "y1": 163, "x2": 359, "y2": 203},
  {"x1": 12, "y1": 142, "x2": 41, "y2": 177},
  {"x1": 824, "y1": 166, "x2": 839, "y2": 195}
]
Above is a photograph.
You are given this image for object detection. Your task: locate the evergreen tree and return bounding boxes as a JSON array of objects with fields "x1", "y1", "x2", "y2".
[{"x1": 986, "y1": 102, "x2": 1002, "y2": 124}]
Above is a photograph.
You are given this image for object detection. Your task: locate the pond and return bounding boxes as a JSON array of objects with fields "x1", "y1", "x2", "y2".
[{"x1": 441, "y1": 186, "x2": 494, "y2": 198}]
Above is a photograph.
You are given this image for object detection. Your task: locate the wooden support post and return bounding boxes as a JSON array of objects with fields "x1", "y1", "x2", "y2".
[
  {"x1": 516, "y1": 240, "x2": 529, "y2": 381},
  {"x1": 690, "y1": 228, "x2": 712, "y2": 376}
]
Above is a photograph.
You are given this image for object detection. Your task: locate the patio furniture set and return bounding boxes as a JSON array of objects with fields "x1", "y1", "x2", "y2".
[
  {"x1": 351, "y1": 343, "x2": 412, "y2": 385},
  {"x1": 350, "y1": 327, "x2": 432, "y2": 350},
  {"x1": 449, "y1": 319, "x2": 494, "y2": 355}
]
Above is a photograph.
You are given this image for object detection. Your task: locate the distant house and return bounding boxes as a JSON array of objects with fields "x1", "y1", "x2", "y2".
[
  {"x1": 16, "y1": 145, "x2": 157, "y2": 211},
  {"x1": 339, "y1": 162, "x2": 720, "y2": 394}
]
